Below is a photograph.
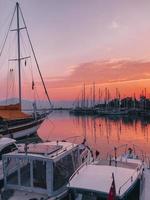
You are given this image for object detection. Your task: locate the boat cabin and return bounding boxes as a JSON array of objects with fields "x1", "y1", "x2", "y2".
[
  {"x1": 68, "y1": 159, "x2": 143, "y2": 200},
  {"x1": 2, "y1": 141, "x2": 85, "y2": 198}
]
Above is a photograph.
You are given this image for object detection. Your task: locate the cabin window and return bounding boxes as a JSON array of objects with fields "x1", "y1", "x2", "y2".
[
  {"x1": 0, "y1": 144, "x2": 17, "y2": 160},
  {"x1": 20, "y1": 159, "x2": 30, "y2": 187},
  {"x1": 33, "y1": 160, "x2": 47, "y2": 189},
  {"x1": 53, "y1": 153, "x2": 74, "y2": 190},
  {"x1": 6, "y1": 158, "x2": 18, "y2": 185},
  {"x1": 72, "y1": 149, "x2": 79, "y2": 169}
]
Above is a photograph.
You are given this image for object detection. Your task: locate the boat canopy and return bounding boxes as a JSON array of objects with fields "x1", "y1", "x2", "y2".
[
  {"x1": 0, "y1": 103, "x2": 21, "y2": 111},
  {"x1": 0, "y1": 103, "x2": 30, "y2": 120}
]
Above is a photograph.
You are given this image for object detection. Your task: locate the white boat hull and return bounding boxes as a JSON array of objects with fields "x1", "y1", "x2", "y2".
[
  {"x1": 1, "y1": 117, "x2": 45, "y2": 139},
  {"x1": 9, "y1": 124, "x2": 40, "y2": 139}
]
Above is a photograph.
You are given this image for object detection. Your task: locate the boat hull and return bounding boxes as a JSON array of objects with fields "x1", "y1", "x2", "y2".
[{"x1": 0, "y1": 116, "x2": 46, "y2": 139}]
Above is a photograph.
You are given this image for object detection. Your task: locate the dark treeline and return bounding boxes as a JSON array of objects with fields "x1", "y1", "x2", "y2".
[{"x1": 95, "y1": 95, "x2": 150, "y2": 110}]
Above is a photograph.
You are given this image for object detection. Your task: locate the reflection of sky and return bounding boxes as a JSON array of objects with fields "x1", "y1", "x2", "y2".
[
  {"x1": 1, "y1": 0, "x2": 150, "y2": 101},
  {"x1": 38, "y1": 112, "x2": 150, "y2": 157}
]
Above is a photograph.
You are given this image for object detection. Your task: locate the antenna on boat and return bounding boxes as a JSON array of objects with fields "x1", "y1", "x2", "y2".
[
  {"x1": 114, "y1": 147, "x2": 117, "y2": 167},
  {"x1": 24, "y1": 142, "x2": 29, "y2": 155}
]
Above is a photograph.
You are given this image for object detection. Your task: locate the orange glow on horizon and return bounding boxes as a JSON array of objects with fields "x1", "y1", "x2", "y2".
[
  {"x1": 19, "y1": 79, "x2": 150, "y2": 102},
  {"x1": 1, "y1": 59, "x2": 150, "y2": 102}
]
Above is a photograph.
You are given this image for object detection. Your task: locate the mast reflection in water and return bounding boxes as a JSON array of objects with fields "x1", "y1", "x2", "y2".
[{"x1": 38, "y1": 111, "x2": 150, "y2": 158}]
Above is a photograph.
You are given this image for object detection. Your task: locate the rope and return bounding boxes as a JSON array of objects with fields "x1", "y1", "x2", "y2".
[
  {"x1": 0, "y1": 5, "x2": 16, "y2": 57},
  {"x1": 10, "y1": 69, "x2": 15, "y2": 100},
  {"x1": 5, "y1": 30, "x2": 17, "y2": 103},
  {"x1": 19, "y1": 9, "x2": 51, "y2": 110},
  {"x1": 19, "y1": 5, "x2": 53, "y2": 108},
  {"x1": 0, "y1": 9, "x2": 13, "y2": 49}
]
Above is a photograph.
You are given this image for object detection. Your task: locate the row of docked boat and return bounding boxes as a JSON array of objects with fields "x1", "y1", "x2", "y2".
[
  {"x1": 70, "y1": 107, "x2": 150, "y2": 117},
  {"x1": 0, "y1": 137, "x2": 150, "y2": 200}
]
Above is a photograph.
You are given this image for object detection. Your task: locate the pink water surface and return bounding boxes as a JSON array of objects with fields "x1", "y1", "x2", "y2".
[{"x1": 38, "y1": 111, "x2": 150, "y2": 158}]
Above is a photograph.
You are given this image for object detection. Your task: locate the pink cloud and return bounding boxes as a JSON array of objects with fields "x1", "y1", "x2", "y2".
[{"x1": 43, "y1": 59, "x2": 150, "y2": 88}]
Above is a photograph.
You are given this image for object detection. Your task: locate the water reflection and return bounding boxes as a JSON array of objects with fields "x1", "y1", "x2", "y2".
[{"x1": 38, "y1": 111, "x2": 150, "y2": 158}]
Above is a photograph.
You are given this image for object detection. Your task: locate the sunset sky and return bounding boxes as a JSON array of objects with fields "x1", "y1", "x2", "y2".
[{"x1": 1, "y1": 0, "x2": 150, "y2": 102}]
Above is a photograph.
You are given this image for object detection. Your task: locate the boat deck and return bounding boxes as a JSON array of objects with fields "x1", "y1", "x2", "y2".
[
  {"x1": 140, "y1": 168, "x2": 150, "y2": 200},
  {"x1": 69, "y1": 162, "x2": 141, "y2": 197}
]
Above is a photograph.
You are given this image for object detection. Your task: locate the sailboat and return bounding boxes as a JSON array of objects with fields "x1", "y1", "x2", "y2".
[
  {"x1": 0, "y1": 2, "x2": 52, "y2": 139},
  {"x1": 70, "y1": 83, "x2": 98, "y2": 116}
]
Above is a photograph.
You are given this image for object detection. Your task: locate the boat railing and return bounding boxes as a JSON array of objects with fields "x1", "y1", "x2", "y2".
[
  {"x1": 143, "y1": 155, "x2": 150, "y2": 169},
  {"x1": 68, "y1": 161, "x2": 87, "y2": 185},
  {"x1": 118, "y1": 164, "x2": 143, "y2": 196},
  {"x1": 106, "y1": 144, "x2": 146, "y2": 162},
  {"x1": 68, "y1": 149, "x2": 92, "y2": 184}
]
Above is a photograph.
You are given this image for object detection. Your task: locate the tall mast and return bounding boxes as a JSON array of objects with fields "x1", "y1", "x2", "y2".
[
  {"x1": 83, "y1": 83, "x2": 85, "y2": 108},
  {"x1": 93, "y1": 82, "x2": 95, "y2": 107},
  {"x1": 16, "y1": 2, "x2": 22, "y2": 108}
]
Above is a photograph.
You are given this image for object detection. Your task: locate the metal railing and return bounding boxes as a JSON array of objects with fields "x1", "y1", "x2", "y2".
[
  {"x1": 118, "y1": 164, "x2": 143, "y2": 196},
  {"x1": 68, "y1": 149, "x2": 92, "y2": 184}
]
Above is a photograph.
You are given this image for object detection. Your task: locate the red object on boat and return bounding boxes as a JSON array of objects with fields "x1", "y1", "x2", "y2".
[{"x1": 107, "y1": 173, "x2": 116, "y2": 200}]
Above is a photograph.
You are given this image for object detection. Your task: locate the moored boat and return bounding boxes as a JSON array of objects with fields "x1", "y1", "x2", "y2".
[
  {"x1": 1, "y1": 140, "x2": 91, "y2": 200},
  {"x1": 0, "y1": 2, "x2": 52, "y2": 139},
  {"x1": 67, "y1": 145, "x2": 144, "y2": 200}
]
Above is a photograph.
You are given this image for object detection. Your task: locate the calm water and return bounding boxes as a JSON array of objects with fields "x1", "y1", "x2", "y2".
[{"x1": 38, "y1": 111, "x2": 150, "y2": 158}]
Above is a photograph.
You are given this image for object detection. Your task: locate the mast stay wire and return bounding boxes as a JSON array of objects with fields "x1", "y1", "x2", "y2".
[
  {"x1": 0, "y1": 9, "x2": 13, "y2": 50},
  {"x1": 5, "y1": 28, "x2": 12, "y2": 104},
  {"x1": 5, "y1": 29, "x2": 17, "y2": 103},
  {"x1": 20, "y1": 32, "x2": 44, "y2": 109},
  {"x1": 1, "y1": 3, "x2": 52, "y2": 111},
  {"x1": 0, "y1": 5, "x2": 16, "y2": 58},
  {"x1": 20, "y1": 32, "x2": 35, "y2": 92},
  {"x1": 19, "y1": 6, "x2": 53, "y2": 109},
  {"x1": 20, "y1": 33, "x2": 44, "y2": 110},
  {"x1": 1, "y1": 5, "x2": 16, "y2": 103},
  {"x1": 10, "y1": 69, "x2": 15, "y2": 102}
]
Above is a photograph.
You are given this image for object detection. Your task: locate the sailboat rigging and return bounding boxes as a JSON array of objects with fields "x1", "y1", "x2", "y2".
[{"x1": 0, "y1": 2, "x2": 53, "y2": 139}]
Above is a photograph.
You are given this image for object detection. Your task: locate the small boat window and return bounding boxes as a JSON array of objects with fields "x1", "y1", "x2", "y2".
[
  {"x1": 6, "y1": 157, "x2": 18, "y2": 185},
  {"x1": 33, "y1": 160, "x2": 47, "y2": 189},
  {"x1": 20, "y1": 158, "x2": 31, "y2": 187},
  {"x1": 72, "y1": 149, "x2": 79, "y2": 169},
  {"x1": 53, "y1": 153, "x2": 74, "y2": 191}
]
